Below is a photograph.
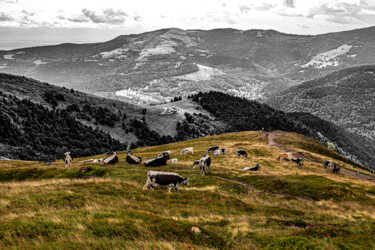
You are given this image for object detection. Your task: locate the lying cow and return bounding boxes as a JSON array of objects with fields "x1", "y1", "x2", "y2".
[
  {"x1": 126, "y1": 153, "x2": 142, "y2": 164},
  {"x1": 64, "y1": 152, "x2": 72, "y2": 168},
  {"x1": 244, "y1": 164, "x2": 261, "y2": 171},
  {"x1": 277, "y1": 153, "x2": 292, "y2": 161},
  {"x1": 181, "y1": 147, "x2": 194, "y2": 155},
  {"x1": 199, "y1": 154, "x2": 212, "y2": 176},
  {"x1": 333, "y1": 164, "x2": 341, "y2": 174},
  {"x1": 158, "y1": 150, "x2": 171, "y2": 158},
  {"x1": 171, "y1": 158, "x2": 178, "y2": 164},
  {"x1": 291, "y1": 158, "x2": 304, "y2": 168},
  {"x1": 213, "y1": 149, "x2": 221, "y2": 157},
  {"x1": 143, "y1": 171, "x2": 190, "y2": 192},
  {"x1": 103, "y1": 152, "x2": 118, "y2": 165},
  {"x1": 207, "y1": 145, "x2": 219, "y2": 154},
  {"x1": 81, "y1": 158, "x2": 104, "y2": 164},
  {"x1": 144, "y1": 154, "x2": 170, "y2": 167},
  {"x1": 221, "y1": 148, "x2": 228, "y2": 155},
  {"x1": 237, "y1": 150, "x2": 247, "y2": 158}
]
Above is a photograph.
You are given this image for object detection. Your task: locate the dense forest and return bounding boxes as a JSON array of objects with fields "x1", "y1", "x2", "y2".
[{"x1": 0, "y1": 92, "x2": 125, "y2": 161}]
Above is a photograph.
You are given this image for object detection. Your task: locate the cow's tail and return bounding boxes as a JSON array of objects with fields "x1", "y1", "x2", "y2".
[{"x1": 143, "y1": 173, "x2": 151, "y2": 190}]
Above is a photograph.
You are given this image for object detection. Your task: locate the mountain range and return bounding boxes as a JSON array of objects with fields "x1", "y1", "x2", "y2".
[{"x1": 1, "y1": 26, "x2": 375, "y2": 105}]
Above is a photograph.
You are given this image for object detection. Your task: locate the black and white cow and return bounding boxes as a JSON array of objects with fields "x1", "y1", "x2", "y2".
[
  {"x1": 144, "y1": 154, "x2": 170, "y2": 167},
  {"x1": 243, "y1": 164, "x2": 261, "y2": 171},
  {"x1": 199, "y1": 154, "x2": 212, "y2": 176},
  {"x1": 324, "y1": 160, "x2": 333, "y2": 169},
  {"x1": 126, "y1": 153, "x2": 142, "y2": 164},
  {"x1": 333, "y1": 164, "x2": 341, "y2": 174},
  {"x1": 220, "y1": 148, "x2": 228, "y2": 155},
  {"x1": 158, "y1": 150, "x2": 171, "y2": 158},
  {"x1": 237, "y1": 150, "x2": 247, "y2": 158},
  {"x1": 206, "y1": 145, "x2": 219, "y2": 154},
  {"x1": 291, "y1": 158, "x2": 304, "y2": 168},
  {"x1": 103, "y1": 152, "x2": 119, "y2": 165},
  {"x1": 143, "y1": 171, "x2": 190, "y2": 192}
]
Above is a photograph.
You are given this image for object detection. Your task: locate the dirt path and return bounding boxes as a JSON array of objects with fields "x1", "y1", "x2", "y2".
[{"x1": 264, "y1": 132, "x2": 375, "y2": 183}]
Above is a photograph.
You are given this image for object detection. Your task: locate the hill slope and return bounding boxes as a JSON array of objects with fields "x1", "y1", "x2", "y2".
[
  {"x1": 1, "y1": 131, "x2": 375, "y2": 249},
  {"x1": 1, "y1": 26, "x2": 375, "y2": 103},
  {"x1": 267, "y1": 65, "x2": 375, "y2": 142},
  {"x1": 0, "y1": 91, "x2": 124, "y2": 161}
]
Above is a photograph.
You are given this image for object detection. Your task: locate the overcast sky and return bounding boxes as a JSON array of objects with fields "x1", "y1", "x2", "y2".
[{"x1": 1, "y1": 0, "x2": 375, "y2": 49}]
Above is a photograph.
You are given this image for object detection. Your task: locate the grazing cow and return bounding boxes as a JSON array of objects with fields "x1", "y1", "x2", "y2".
[
  {"x1": 333, "y1": 164, "x2": 341, "y2": 174},
  {"x1": 181, "y1": 147, "x2": 194, "y2": 155},
  {"x1": 199, "y1": 154, "x2": 212, "y2": 176},
  {"x1": 277, "y1": 153, "x2": 292, "y2": 161},
  {"x1": 144, "y1": 154, "x2": 170, "y2": 167},
  {"x1": 103, "y1": 152, "x2": 119, "y2": 165},
  {"x1": 213, "y1": 149, "x2": 221, "y2": 157},
  {"x1": 291, "y1": 158, "x2": 304, "y2": 168},
  {"x1": 220, "y1": 148, "x2": 228, "y2": 155},
  {"x1": 244, "y1": 164, "x2": 261, "y2": 171},
  {"x1": 171, "y1": 158, "x2": 178, "y2": 164},
  {"x1": 206, "y1": 145, "x2": 219, "y2": 154},
  {"x1": 324, "y1": 160, "x2": 333, "y2": 169},
  {"x1": 158, "y1": 150, "x2": 171, "y2": 158},
  {"x1": 143, "y1": 171, "x2": 190, "y2": 192},
  {"x1": 126, "y1": 153, "x2": 142, "y2": 164},
  {"x1": 64, "y1": 152, "x2": 72, "y2": 168},
  {"x1": 192, "y1": 160, "x2": 200, "y2": 169},
  {"x1": 237, "y1": 150, "x2": 247, "y2": 158}
]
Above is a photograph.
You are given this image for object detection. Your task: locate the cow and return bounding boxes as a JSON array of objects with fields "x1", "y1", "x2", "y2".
[
  {"x1": 220, "y1": 148, "x2": 228, "y2": 155},
  {"x1": 291, "y1": 158, "x2": 304, "y2": 168},
  {"x1": 158, "y1": 150, "x2": 171, "y2": 158},
  {"x1": 143, "y1": 171, "x2": 190, "y2": 193},
  {"x1": 81, "y1": 158, "x2": 105, "y2": 164},
  {"x1": 237, "y1": 150, "x2": 247, "y2": 158},
  {"x1": 144, "y1": 154, "x2": 170, "y2": 167},
  {"x1": 126, "y1": 153, "x2": 142, "y2": 164},
  {"x1": 199, "y1": 154, "x2": 212, "y2": 176},
  {"x1": 213, "y1": 149, "x2": 221, "y2": 157},
  {"x1": 103, "y1": 152, "x2": 119, "y2": 165},
  {"x1": 333, "y1": 164, "x2": 341, "y2": 174},
  {"x1": 324, "y1": 160, "x2": 333, "y2": 169},
  {"x1": 192, "y1": 160, "x2": 200, "y2": 169},
  {"x1": 171, "y1": 158, "x2": 178, "y2": 164},
  {"x1": 206, "y1": 145, "x2": 219, "y2": 154},
  {"x1": 244, "y1": 164, "x2": 261, "y2": 171},
  {"x1": 64, "y1": 152, "x2": 72, "y2": 168},
  {"x1": 277, "y1": 153, "x2": 292, "y2": 161},
  {"x1": 181, "y1": 147, "x2": 194, "y2": 155}
]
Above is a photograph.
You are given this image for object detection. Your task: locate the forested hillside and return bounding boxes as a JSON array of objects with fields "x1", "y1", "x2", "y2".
[{"x1": 0, "y1": 92, "x2": 124, "y2": 161}]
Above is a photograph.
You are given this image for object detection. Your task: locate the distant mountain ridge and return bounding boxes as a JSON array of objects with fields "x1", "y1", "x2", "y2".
[
  {"x1": 267, "y1": 65, "x2": 375, "y2": 143},
  {"x1": 1, "y1": 26, "x2": 375, "y2": 104}
]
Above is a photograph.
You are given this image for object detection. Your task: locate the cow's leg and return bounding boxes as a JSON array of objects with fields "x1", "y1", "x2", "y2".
[
  {"x1": 150, "y1": 178, "x2": 155, "y2": 191},
  {"x1": 175, "y1": 184, "x2": 179, "y2": 192},
  {"x1": 168, "y1": 186, "x2": 172, "y2": 193}
]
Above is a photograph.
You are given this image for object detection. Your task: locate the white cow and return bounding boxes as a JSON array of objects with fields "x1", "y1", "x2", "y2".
[
  {"x1": 171, "y1": 158, "x2": 178, "y2": 164},
  {"x1": 181, "y1": 147, "x2": 194, "y2": 155},
  {"x1": 213, "y1": 149, "x2": 221, "y2": 157},
  {"x1": 64, "y1": 152, "x2": 72, "y2": 168}
]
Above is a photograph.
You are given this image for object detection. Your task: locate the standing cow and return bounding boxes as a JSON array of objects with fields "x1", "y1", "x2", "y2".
[
  {"x1": 291, "y1": 158, "x2": 304, "y2": 168},
  {"x1": 181, "y1": 147, "x2": 194, "y2": 155},
  {"x1": 213, "y1": 149, "x2": 221, "y2": 157},
  {"x1": 237, "y1": 150, "x2": 247, "y2": 158},
  {"x1": 64, "y1": 152, "x2": 72, "y2": 168},
  {"x1": 199, "y1": 154, "x2": 212, "y2": 176},
  {"x1": 143, "y1": 171, "x2": 190, "y2": 192},
  {"x1": 324, "y1": 160, "x2": 333, "y2": 169},
  {"x1": 333, "y1": 164, "x2": 341, "y2": 174}
]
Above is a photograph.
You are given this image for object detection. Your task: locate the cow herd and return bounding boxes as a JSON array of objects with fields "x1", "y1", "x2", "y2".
[{"x1": 62, "y1": 144, "x2": 342, "y2": 193}]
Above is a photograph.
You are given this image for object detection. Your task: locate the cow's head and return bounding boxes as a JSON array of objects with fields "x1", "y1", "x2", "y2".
[
  {"x1": 182, "y1": 177, "x2": 190, "y2": 187},
  {"x1": 65, "y1": 152, "x2": 71, "y2": 156}
]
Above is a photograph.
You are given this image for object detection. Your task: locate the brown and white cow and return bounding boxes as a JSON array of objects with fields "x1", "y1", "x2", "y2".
[
  {"x1": 277, "y1": 153, "x2": 292, "y2": 161},
  {"x1": 64, "y1": 152, "x2": 72, "y2": 168}
]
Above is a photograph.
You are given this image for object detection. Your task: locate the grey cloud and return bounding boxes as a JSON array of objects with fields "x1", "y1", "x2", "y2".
[
  {"x1": 239, "y1": 3, "x2": 274, "y2": 14},
  {"x1": 239, "y1": 6, "x2": 250, "y2": 14},
  {"x1": 82, "y1": 8, "x2": 128, "y2": 24},
  {"x1": 0, "y1": 13, "x2": 14, "y2": 22},
  {"x1": 284, "y1": 0, "x2": 295, "y2": 8}
]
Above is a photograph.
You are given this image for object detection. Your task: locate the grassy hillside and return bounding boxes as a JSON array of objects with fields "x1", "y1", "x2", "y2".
[{"x1": 1, "y1": 131, "x2": 375, "y2": 249}]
